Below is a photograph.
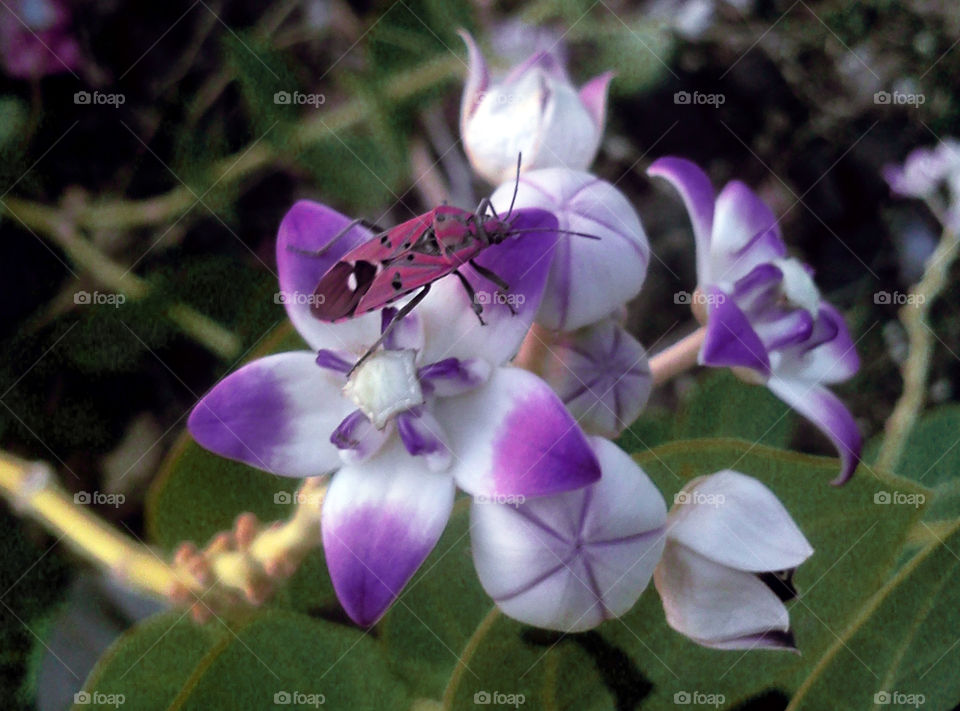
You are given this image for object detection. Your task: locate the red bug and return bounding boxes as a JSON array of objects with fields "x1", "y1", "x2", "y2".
[{"x1": 290, "y1": 158, "x2": 598, "y2": 368}]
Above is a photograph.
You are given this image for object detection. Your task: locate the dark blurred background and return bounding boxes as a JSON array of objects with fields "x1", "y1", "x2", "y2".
[{"x1": 0, "y1": 0, "x2": 957, "y2": 707}]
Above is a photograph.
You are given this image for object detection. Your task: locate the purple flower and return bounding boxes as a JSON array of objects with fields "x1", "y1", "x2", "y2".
[
  {"x1": 471, "y1": 437, "x2": 666, "y2": 631},
  {"x1": 883, "y1": 139, "x2": 960, "y2": 231},
  {"x1": 654, "y1": 471, "x2": 813, "y2": 651},
  {"x1": 188, "y1": 200, "x2": 602, "y2": 625},
  {"x1": 459, "y1": 30, "x2": 612, "y2": 184},
  {"x1": 0, "y1": 0, "x2": 81, "y2": 78},
  {"x1": 649, "y1": 157, "x2": 861, "y2": 484},
  {"x1": 538, "y1": 314, "x2": 652, "y2": 438},
  {"x1": 489, "y1": 168, "x2": 650, "y2": 331}
]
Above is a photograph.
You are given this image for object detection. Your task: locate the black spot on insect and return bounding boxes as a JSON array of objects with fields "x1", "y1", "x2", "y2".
[
  {"x1": 380, "y1": 235, "x2": 390, "y2": 245},
  {"x1": 392, "y1": 275, "x2": 403, "y2": 291},
  {"x1": 436, "y1": 214, "x2": 445, "y2": 222},
  {"x1": 406, "y1": 254, "x2": 415, "y2": 261}
]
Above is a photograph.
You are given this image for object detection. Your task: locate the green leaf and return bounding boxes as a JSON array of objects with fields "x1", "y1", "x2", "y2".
[
  {"x1": 676, "y1": 371, "x2": 796, "y2": 448},
  {"x1": 599, "y1": 439, "x2": 929, "y2": 709},
  {"x1": 787, "y1": 519, "x2": 960, "y2": 711},
  {"x1": 865, "y1": 405, "x2": 960, "y2": 522},
  {"x1": 79, "y1": 609, "x2": 410, "y2": 710}
]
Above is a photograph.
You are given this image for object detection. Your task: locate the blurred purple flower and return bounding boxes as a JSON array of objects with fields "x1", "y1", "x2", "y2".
[
  {"x1": 883, "y1": 139, "x2": 960, "y2": 230},
  {"x1": 655, "y1": 470, "x2": 813, "y2": 651},
  {"x1": 649, "y1": 157, "x2": 861, "y2": 484},
  {"x1": 459, "y1": 30, "x2": 612, "y2": 184},
  {"x1": 0, "y1": 0, "x2": 81, "y2": 78}
]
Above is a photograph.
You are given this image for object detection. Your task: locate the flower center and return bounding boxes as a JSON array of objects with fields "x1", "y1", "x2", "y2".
[
  {"x1": 343, "y1": 349, "x2": 423, "y2": 429},
  {"x1": 774, "y1": 258, "x2": 820, "y2": 315}
]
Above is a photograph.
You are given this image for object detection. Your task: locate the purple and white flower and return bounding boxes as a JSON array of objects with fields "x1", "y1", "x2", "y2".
[
  {"x1": 460, "y1": 31, "x2": 612, "y2": 185},
  {"x1": 648, "y1": 157, "x2": 861, "y2": 484},
  {"x1": 490, "y1": 168, "x2": 650, "y2": 331},
  {"x1": 537, "y1": 314, "x2": 652, "y2": 438},
  {"x1": 883, "y1": 139, "x2": 960, "y2": 230},
  {"x1": 188, "y1": 200, "x2": 603, "y2": 625},
  {"x1": 472, "y1": 437, "x2": 666, "y2": 632},
  {"x1": 654, "y1": 470, "x2": 813, "y2": 651}
]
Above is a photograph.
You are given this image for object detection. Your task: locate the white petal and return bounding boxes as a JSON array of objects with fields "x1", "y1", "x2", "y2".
[
  {"x1": 470, "y1": 437, "x2": 666, "y2": 632},
  {"x1": 668, "y1": 470, "x2": 813, "y2": 572},
  {"x1": 654, "y1": 542, "x2": 790, "y2": 646}
]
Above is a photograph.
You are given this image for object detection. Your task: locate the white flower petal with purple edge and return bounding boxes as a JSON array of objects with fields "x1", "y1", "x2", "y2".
[
  {"x1": 435, "y1": 367, "x2": 601, "y2": 499},
  {"x1": 470, "y1": 437, "x2": 666, "y2": 632},
  {"x1": 276, "y1": 200, "x2": 382, "y2": 353},
  {"x1": 322, "y1": 439, "x2": 455, "y2": 626},
  {"x1": 188, "y1": 352, "x2": 351, "y2": 477},
  {"x1": 490, "y1": 169, "x2": 650, "y2": 330},
  {"x1": 539, "y1": 316, "x2": 651, "y2": 438},
  {"x1": 417, "y1": 207, "x2": 559, "y2": 366}
]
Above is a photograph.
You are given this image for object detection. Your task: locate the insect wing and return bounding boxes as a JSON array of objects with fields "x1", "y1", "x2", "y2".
[
  {"x1": 353, "y1": 245, "x2": 482, "y2": 315},
  {"x1": 311, "y1": 260, "x2": 378, "y2": 321},
  {"x1": 343, "y1": 212, "x2": 434, "y2": 263}
]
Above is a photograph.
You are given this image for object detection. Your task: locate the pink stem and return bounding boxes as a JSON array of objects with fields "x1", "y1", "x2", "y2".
[{"x1": 649, "y1": 327, "x2": 706, "y2": 385}]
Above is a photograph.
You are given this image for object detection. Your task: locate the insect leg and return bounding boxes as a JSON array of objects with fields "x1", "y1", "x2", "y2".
[
  {"x1": 477, "y1": 196, "x2": 500, "y2": 222},
  {"x1": 469, "y1": 260, "x2": 517, "y2": 316},
  {"x1": 286, "y1": 218, "x2": 386, "y2": 258},
  {"x1": 347, "y1": 285, "x2": 432, "y2": 376},
  {"x1": 453, "y1": 270, "x2": 486, "y2": 325}
]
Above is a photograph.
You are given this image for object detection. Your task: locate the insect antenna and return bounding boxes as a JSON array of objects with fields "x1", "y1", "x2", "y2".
[
  {"x1": 505, "y1": 152, "x2": 522, "y2": 221},
  {"x1": 507, "y1": 227, "x2": 603, "y2": 241}
]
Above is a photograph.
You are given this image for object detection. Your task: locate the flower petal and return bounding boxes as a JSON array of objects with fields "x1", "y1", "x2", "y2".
[
  {"x1": 579, "y1": 72, "x2": 614, "y2": 131},
  {"x1": 668, "y1": 470, "x2": 813, "y2": 572},
  {"x1": 711, "y1": 181, "x2": 782, "y2": 271},
  {"x1": 188, "y1": 352, "x2": 349, "y2": 477},
  {"x1": 322, "y1": 440, "x2": 455, "y2": 626},
  {"x1": 491, "y1": 169, "x2": 650, "y2": 330},
  {"x1": 418, "y1": 358, "x2": 491, "y2": 398},
  {"x1": 654, "y1": 542, "x2": 794, "y2": 650},
  {"x1": 647, "y1": 157, "x2": 715, "y2": 284},
  {"x1": 700, "y1": 288, "x2": 771, "y2": 374},
  {"x1": 766, "y1": 378, "x2": 861, "y2": 485},
  {"x1": 417, "y1": 207, "x2": 558, "y2": 366},
  {"x1": 396, "y1": 408, "x2": 452, "y2": 472},
  {"x1": 330, "y1": 409, "x2": 391, "y2": 466},
  {"x1": 276, "y1": 200, "x2": 381, "y2": 352},
  {"x1": 540, "y1": 317, "x2": 652, "y2": 438},
  {"x1": 778, "y1": 303, "x2": 859, "y2": 384},
  {"x1": 437, "y1": 367, "x2": 601, "y2": 499},
  {"x1": 457, "y1": 30, "x2": 489, "y2": 127},
  {"x1": 470, "y1": 437, "x2": 666, "y2": 632}
]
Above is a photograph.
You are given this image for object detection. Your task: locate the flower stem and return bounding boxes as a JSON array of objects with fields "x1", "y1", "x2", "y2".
[
  {"x1": 876, "y1": 224, "x2": 959, "y2": 471},
  {"x1": 0, "y1": 450, "x2": 326, "y2": 614},
  {"x1": 513, "y1": 322, "x2": 557, "y2": 376},
  {"x1": 649, "y1": 327, "x2": 706, "y2": 385}
]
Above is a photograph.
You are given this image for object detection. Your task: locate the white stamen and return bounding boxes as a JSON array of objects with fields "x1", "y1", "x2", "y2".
[
  {"x1": 343, "y1": 350, "x2": 423, "y2": 429},
  {"x1": 773, "y1": 258, "x2": 820, "y2": 315}
]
